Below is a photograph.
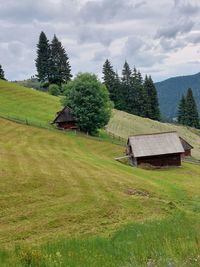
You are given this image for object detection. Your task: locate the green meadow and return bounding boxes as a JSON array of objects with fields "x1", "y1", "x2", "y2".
[
  {"x1": 0, "y1": 80, "x2": 200, "y2": 266},
  {"x1": 0, "y1": 80, "x2": 61, "y2": 127}
]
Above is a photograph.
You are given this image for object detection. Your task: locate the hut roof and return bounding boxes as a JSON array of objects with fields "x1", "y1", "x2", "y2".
[
  {"x1": 53, "y1": 106, "x2": 77, "y2": 124},
  {"x1": 128, "y1": 131, "x2": 184, "y2": 158},
  {"x1": 179, "y1": 137, "x2": 193, "y2": 151}
]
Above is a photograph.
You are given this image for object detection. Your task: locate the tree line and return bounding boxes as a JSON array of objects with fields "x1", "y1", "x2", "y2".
[
  {"x1": 35, "y1": 32, "x2": 161, "y2": 122},
  {"x1": 2, "y1": 31, "x2": 200, "y2": 130},
  {"x1": 177, "y1": 88, "x2": 199, "y2": 128},
  {"x1": 102, "y1": 59, "x2": 160, "y2": 121}
]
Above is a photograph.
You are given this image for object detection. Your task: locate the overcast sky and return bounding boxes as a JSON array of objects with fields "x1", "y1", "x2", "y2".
[{"x1": 1, "y1": 0, "x2": 200, "y2": 82}]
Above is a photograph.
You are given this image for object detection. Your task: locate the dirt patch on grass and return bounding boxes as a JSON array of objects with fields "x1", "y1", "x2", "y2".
[{"x1": 125, "y1": 188, "x2": 152, "y2": 198}]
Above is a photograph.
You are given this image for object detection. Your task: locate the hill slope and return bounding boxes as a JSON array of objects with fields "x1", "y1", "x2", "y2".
[
  {"x1": 1, "y1": 117, "x2": 200, "y2": 246},
  {"x1": 155, "y1": 72, "x2": 200, "y2": 119},
  {"x1": 0, "y1": 79, "x2": 61, "y2": 127},
  {"x1": 107, "y1": 110, "x2": 200, "y2": 159},
  {"x1": 0, "y1": 79, "x2": 200, "y2": 266}
]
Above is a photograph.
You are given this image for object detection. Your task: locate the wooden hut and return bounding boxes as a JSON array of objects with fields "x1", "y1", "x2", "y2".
[
  {"x1": 126, "y1": 132, "x2": 184, "y2": 167},
  {"x1": 52, "y1": 106, "x2": 78, "y2": 130},
  {"x1": 179, "y1": 137, "x2": 193, "y2": 157}
]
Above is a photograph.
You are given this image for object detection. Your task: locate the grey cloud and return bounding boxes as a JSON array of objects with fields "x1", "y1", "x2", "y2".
[
  {"x1": 156, "y1": 19, "x2": 194, "y2": 39},
  {"x1": 159, "y1": 37, "x2": 186, "y2": 52},
  {"x1": 93, "y1": 48, "x2": 110, "y2": 62},
  {"x1": 0, "y1": 0, "x2": 77, "y2": 23},
  {"x1": 79, "y1": 0, "x2": 150, "y2": 24},
  {"x1": 174, "y1": 0, "x2": 200, "y2": 15},
  {"x1": 77, "y1": 26, "x2": 113, "y2": 46},
  {"x1": 123, "y1": 36, "x2": 166, "y2": 68},
  {"x1": 134, "y1": 1, "x2": 146, "y2": 9},
  {"x1": 124, "y1": 36, "x2": 145, "y2": 53}
]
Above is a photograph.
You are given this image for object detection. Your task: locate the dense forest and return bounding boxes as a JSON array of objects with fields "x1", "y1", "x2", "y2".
[{"x1": 102, "y1": 59, "x2": 160, "y2": 121}]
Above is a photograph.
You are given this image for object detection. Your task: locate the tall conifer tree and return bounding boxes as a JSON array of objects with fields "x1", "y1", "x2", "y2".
[
  {"x1": 185, "y1": 88, "x2": 199, "y2": 128},
  {"x1": 102, "y1": 59, "x2": 116, "y2": 103},
  {"x1": 113, "y1": 72, "x2": 123, "y2": 109},
  {"x1": 143, "y1": 75, "x2": 160, "y2": 121},
  {"x1": 35, "y1": 31, "x2": 50, "y2": 82},
  {"x1": 131, "y1": 68, "x2": 144, "y2": 116},
  {"x1": 0, "y1": 64, "x2": 6, "y2": 80},
  {"x1": 177, "y1": 95, "x2": 186, "y2": 125},
  {"x1": 49, "y1": 35, "x2": 72, "y2": 85},
  {"x1": 121, "y1": 61, "x2": 132, "y2": 111}
]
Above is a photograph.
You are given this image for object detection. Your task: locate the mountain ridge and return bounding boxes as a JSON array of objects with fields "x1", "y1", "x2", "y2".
[{"x1": 155, "y1": 72, "x2": 200, "y2": 119}]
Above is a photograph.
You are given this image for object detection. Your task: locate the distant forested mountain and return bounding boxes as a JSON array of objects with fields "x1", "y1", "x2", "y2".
[{"x1": 155, "y1": 73, "x2": 200, "y2": 120}]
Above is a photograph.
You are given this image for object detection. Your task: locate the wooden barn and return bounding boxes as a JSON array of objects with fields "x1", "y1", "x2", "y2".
[
  {"x1": 179, "y1": 137, "x2": 193, "y2": 157},
  {"x1": 52, "y1": 106, "x2": 78, "y2": 130},
  {"x1": 126, "y1": 132, "x2": 185, "y2": 167}
]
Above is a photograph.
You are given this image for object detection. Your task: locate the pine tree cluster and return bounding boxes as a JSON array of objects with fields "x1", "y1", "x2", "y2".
[
  {"x1": 102, "y1": 59, "x2": 160, "y2": 121},
  {"x1": 35, "y1": 32, "x2": 72, "y2": 87},
  {"x1": 177, "y1": 88, "x2": 199, "y2": 128}
]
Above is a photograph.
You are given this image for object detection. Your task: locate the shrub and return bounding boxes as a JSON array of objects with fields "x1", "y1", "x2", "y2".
[{"x1": 49, "y1": 84, "x2": 60, "y2": 96}]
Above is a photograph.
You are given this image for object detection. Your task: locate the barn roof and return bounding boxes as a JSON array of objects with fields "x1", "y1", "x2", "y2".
[
  {"x1": 128, "y1": 132, "x2": 184, "y2": 158},
  {"x1": 179, "y1": 137, "x2": 193, "y2": 150},
  {"x1": 52, "y1": 106, "x2": 77, "y2": 124}
]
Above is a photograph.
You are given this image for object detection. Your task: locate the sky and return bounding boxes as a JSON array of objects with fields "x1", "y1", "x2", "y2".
[{"x1": 1, "y1": 0, "x2": 200, "y2": 82}]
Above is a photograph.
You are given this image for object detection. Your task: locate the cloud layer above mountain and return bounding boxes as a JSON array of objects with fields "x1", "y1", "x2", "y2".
[{"x1": 1, "y1": 0, "x2": 200, "y2": 81}]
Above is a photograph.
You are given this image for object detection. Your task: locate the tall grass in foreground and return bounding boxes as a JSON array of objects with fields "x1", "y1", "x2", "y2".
[{"x1": 1, "y1": 212, "x2": 200, "y2": 267}]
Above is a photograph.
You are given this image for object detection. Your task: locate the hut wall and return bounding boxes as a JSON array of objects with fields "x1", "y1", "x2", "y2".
[
  {"x1": 137, "y1": 153, "x2": 181, "y2": 167},
  {"x1": 183, "y1": 149, "x2": 191, "y2": 157},
  {"x1": 57, "y1": 121, "x2": 78, "y2": 129}
]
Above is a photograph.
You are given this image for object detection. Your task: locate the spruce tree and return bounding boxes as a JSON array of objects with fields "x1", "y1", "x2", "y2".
[
  {"x1": 185, "y1": 88, "x2": 199, "y2": 128},
  {"x1": 143, "y1": 75, "x2": 160, "y2": 121},
  {"x1": 122, "y1": 61, "x2": 132, "y2": 84},
  {"x1": 177, "y1": 95, "x2": 186, "y2": 125},
  {"x1": 130, "y1": 68, "x2": 144, "y2": 116},
  {"x1": 113, "y1": 72, "x2": 123, "y2": 109},
  {"x1": 143, "y1": 75, "x2": 152, "y2": 118},
  {"x1": 0, "y1": 64, "x2": 5, "y2": 80},
  {"x1": 121, "y1": 61, "x2": 132, "y2": 111},
  {"x1": 102, "y1": 59, "x2": 117, "y2": 103},
  {"x1": 49, "y1": 35, "x2": 72, "y2": 85},
  {"x1": 35, "y1": 31, "x2": 50, "y2": 82}
]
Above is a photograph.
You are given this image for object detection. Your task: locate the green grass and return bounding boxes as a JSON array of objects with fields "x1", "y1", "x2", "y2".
[
  {"x1": 1, "y1": 213, "x2": 200, "y2": 266},
  {"x1": 0, "y1": 80, "x2": 200, "y2": 266},
  {"x1": 107, "y1": 110, "x2": 200, "y2": 159},
  {"x1": 0, "y1": 119, "x2": 200, "y2": 255},
  {"x1": 0, "y1": 80, "x2": 61, "y2": 127}
]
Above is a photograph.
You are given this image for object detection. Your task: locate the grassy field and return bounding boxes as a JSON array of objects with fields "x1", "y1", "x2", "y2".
[
  {"x1": 107, "y1": 110, "x2": 200, "y2": 159},
  {"x1": 0, "y1": 80, "x2": 61, "y2": 127},
  {"x1": 1, "y1": 213, "x2": 200, "y2": 267},
  {"x1": 0, "y1": 80, "x2": 200, "y2": 266},
  {"x1": 0, "y1": 118, "x2": 200, "y2": 266}
]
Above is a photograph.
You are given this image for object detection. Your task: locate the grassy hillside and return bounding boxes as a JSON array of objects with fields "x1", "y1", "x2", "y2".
[
  {"x1": 155, "y1": 72, "x2": 200, "y2": 119},
  {"x1": 0, "y1": 79, "x2": 200, "y2": 266},
  {"x1": 1, "y1": 80, "x2": 199, "y2": 159},
  {"x1": 0, "y1": 118, "x2": 200, "y2": 266},
  {"x1": 0, "y1": 79, "x2": 61, "y2": 127},
  {"x1": 107, "y1": 110, "x2": 200, "y2": 159}
]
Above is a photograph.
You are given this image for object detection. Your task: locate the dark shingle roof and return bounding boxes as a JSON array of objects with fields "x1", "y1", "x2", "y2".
[{"x1": 53, "y1": 107, "x2": 77, "y2": 124}]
